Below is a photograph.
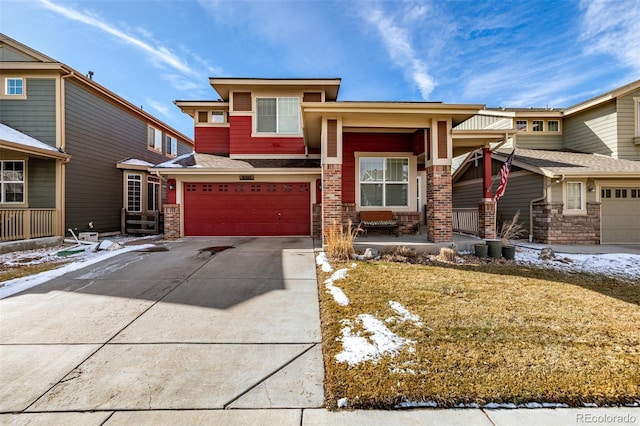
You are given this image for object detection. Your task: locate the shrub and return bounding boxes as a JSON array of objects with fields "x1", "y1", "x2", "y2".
[{"x1": 325, "y1": 219, "x2": 360, "y2": 261}]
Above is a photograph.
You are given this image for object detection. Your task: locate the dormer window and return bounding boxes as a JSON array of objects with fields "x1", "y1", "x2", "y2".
[{"x1": 256, "y1": 97, "x2": 300, "y2": 134}]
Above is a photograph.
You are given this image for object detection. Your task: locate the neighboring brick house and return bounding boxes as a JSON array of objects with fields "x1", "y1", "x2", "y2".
[
  {"x1": 453, "y1": 79, "x2": 640, "y2": 244},
  {"x1": 153, "y1": 77, "x2": 513, "y2": 243},
  {"x1": 0, "y1": 34, "x2": 193, "y2": 243}
]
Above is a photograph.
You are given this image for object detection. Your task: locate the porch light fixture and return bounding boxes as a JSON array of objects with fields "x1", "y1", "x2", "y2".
[
  {"x1": 169, "y1": 183, "x2": 175, "y2": 190},
  {"x1": 587, "y1": 178, "x2": 595, "y2": 192}
]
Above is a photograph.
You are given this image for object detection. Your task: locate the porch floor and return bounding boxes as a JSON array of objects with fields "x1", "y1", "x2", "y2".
[{"x1": 351, "y1": 227, "x2": 481, "y2": 254}]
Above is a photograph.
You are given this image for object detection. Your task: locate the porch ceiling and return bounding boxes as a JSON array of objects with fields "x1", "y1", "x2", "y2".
[{"x1": 451, "y1": 129, "x2": 517, "y2": 158}]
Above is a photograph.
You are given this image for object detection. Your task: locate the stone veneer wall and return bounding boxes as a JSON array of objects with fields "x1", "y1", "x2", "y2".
[
  {"x1": 532, "y1": 202, "x2": 600, "y2": 244},
  {"x1": 322, "y1": 164, "x2": 342, "y2": 242},
  {"x1": 163, "y1": 204, "x2": 181, "y2": 240},
  {"x1": 425, "y1": 165, "x2": 453, "y2": 242}
]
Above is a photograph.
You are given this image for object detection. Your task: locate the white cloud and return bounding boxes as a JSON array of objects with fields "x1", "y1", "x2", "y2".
[
  {"x1": 363, "y1": 7, "x2": 435, "y2": 99},
  {"x1": 580, "y1": 0, "x2": 640, "y2": 73},
  {"x1": 146, "y1": 99, "x2": 170, "y2": 117},
  {"x1": 38, "y1": 0, "x2": 195, "y2": 76}
]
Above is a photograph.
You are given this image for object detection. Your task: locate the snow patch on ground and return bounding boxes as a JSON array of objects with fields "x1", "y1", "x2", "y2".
[
  {"x1": 323, "y1": 268, "x2": 350, "y2": 306},
  {"x1": 387, "y1": 300, "x2": 423, "y2": 327},
  {"x1": 336, "y1": 314, "x2": 414, "y2": 366},
  {"x1": 0, "y1": 243, "x2": 154, "y2": 299},
  {"x1": 515, "y1": 247, "x2": 640, "y2": 282},
  {"x1": 315, "y1": 252, "x2": 333, "y2": 272}
]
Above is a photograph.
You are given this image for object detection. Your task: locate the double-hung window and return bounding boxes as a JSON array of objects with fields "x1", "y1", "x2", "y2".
[
  {"x1": 359, "y1": 157, "x2": 409, "y2": 207},
  {"x1": 1, "y1": 161, "x2": 24, "y2": 203},
  {"x1": 256, "y1": 97, "x2": 300, "y2": 134},
  {"x1": 147, "y1": 126, "x2": 162, "y2": 152},
  {"x1": 565, "y1": 181, "x2": 584, "y2": 214},
  {"x1": 5, "y1": 78, "x2": 24, "y2": 96},
  {"x1": 165, "y1": 135, "x2": 177, "y2": 157}
]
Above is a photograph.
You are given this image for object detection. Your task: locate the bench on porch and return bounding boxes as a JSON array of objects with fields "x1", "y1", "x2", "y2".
[{"x1": 358, "y1": 210, "x2": 399, "y2": 237}]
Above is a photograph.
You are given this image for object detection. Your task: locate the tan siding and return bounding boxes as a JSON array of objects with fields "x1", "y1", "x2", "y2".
[
  {"x1": 327, "y1": 119, "x2": 337, "y2": 157},
  {"x1": 455, "y1": 114, "x2": 511, "y2": 130},
  {"x1": 563, "y1": 102, "x2": 617, "y2": 156},
  {"x1": 616, "y1": 89, "x2": 640, "y2": 160},
  {"x1": 233, "y1": 92, "x2": 251, "y2": 111},
  {"x1": 516, "y1": 134, "x2": 563, "y2": 150}
]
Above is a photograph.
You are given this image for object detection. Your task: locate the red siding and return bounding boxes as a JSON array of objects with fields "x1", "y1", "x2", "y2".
[
  {"x1": 229, "y1": 115, "x2": 305, "y2": 155},
  {"x1": 195, "y1": 127, "x2": 230, "y2": 154},
  {"x1": 341, "y1": 133, "x2": 414, "y2": 203}
]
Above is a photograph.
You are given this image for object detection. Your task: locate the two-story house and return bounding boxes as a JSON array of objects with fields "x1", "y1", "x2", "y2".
[
  {"x1": 153, "y1": 77, "x2": 512, "y2": 243},
  {"x1": 453, "y1": 79, "x2": 640, "y2": 244},
  {"x1": 0, "y1": 34, "x2": 193, "y2": 244}
]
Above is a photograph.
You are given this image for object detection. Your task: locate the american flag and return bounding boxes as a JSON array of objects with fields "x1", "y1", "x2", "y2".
[{"x1": 493, "y1": 149, "x2": 515, "y2": 201}]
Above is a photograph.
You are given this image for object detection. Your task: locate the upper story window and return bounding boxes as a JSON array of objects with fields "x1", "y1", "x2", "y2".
[
  {"x1": 197, "y1": 110, "x2": 226, "y2": 124},
  {"x1": 4, "y1": 78, "x2": 24, "y2": 96},
  {"x1": 147, "y1": 126, "x2": 162, "y2": 152},
  {"x1": 1, "y1": 160, "x2": 25, "y2": 203},
  {"x1": 256, "y1": 97, "x2": 300, "y2": 134},
  {"x1": 532, "y1": 120, "x2": 544, "y2": 132},
  {"x1": 516, "y1": 120, "x2": 527, "y2": 131},
  {"x1": 359, "y1": 157, "x2": 409, "y2": 207},
  {"x1": 165, "y1": 135, "x2": 177, "y2": 157},
  {"x1": 548, "y1": 120, "x2": 560, "y2": 132}
]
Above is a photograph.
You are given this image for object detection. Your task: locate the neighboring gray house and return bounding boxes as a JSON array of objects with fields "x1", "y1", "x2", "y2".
[
  {"x1": 0, "y1": 34, "x2": 193, "y2": 242},
  {"x1": 453, "y1": 79, "x2": 640, "y2": 244}
]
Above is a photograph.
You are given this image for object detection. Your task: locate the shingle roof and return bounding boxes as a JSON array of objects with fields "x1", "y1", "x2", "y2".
[
  {"x1": 153, "y1": 153, "x2": 320, "y2": 169},
  {"x1": 495, "y1": 149, "x2": 640, "y2": 177}
]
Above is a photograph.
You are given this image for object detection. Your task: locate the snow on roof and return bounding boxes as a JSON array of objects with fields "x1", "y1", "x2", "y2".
[
  {"x1": 0, "y1": 123, "x2": 60, "y2": 153},
  {"x1": 117, "y1": 158, "x2": 155, "y2": 167}
]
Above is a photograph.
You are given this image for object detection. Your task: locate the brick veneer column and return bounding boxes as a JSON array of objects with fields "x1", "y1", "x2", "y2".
[
  {"x1": 426, "y1": 165, "x2": 453, "y2": 243},
  {"x1": 322, "y1": 164, "x2": 342, "y2": 243},
  {"x1": 478, "y1": 199, "x2": 496, "y2": 239},
  {"x1": 163, "y1": 204, "x2": 181, "y2": 240}
]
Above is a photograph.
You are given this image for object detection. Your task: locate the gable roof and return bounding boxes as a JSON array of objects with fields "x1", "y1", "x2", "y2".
[
  {"x1": 0, "y1": 33, "x2": 193, "y2": 146},
  {"x1": 493, "y1": 148, "x2": 640, "y2": 178}
]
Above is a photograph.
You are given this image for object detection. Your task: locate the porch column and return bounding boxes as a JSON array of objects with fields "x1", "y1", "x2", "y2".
[
  {"x1": 426, "y1": 165, "x2": 453, "y2": 242},
  {"x1": 321, "y1": 163, "x2": 342, "y2": 244},
  {"x1": 163, "y1": 204, "x2": 181, "y2": 239},
  {"x1": 478, "y1": 146, "x2": 496, "y2": 239},
  {"x1": 425, "y1": 119, "x2": 453, "y2": 243}
]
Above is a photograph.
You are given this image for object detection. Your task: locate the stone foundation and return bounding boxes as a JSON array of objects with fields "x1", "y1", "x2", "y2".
[
  {"x1": 532, "y1": 202, "x2": 600, "y2": 244},
  {"x1": 163, "y1": 204, "x2": 181, "y2": 240}
]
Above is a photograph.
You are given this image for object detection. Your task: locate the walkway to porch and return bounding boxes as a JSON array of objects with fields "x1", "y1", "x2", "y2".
[{"x1": 352, "y1": 227, "x2": 481, "y2": 254}]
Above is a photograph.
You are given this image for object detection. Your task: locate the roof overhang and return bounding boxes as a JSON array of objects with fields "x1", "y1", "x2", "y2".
[
  {"x1": 451, "y1": 129, "x2": 517, "y2": 158},
  {"x1": 174, "y1": 100, "x2": 229, "y2": 118},
  {"x1": 0, "y1": 140, "x2": 70, "y2": 161},
  {"x1": 210, "y1": 78, "x2": 342, "y2": 102},
  {"x1": 151, "y1": 167, "x2": 321, "y2": 176}
]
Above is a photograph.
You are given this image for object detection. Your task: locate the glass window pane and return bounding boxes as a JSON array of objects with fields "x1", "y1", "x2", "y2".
[
  {"x1": 4, "y1": 183, "x2": 24, "y2": 202},
  {"x1": 257, "y1": 98, "x2": 277, "y2": 132},
  {"x1": 360, "y1": 158, "x2": 384, "y2": 182},
  {"x1": 3, "y1": 161, "x2": 24, "y2": 181},
  {"x1": 386, "y1": 184, "x2": 408, "y2": 206},
  {"x1": 566, "y1": 182, "x2": 582, "y2": 209},
  {"x1": 361, "y1": 183, "x2": 383, "y2": 206},
  {"x1": 277, "y1": 97, "x2": 299, "y2": 133},
  {"x1": 548, "y1": 120, "x2": 559, "y2": 132},
  {"x1": 386, "y1": 158, "x2": 408, "y2": 182}
]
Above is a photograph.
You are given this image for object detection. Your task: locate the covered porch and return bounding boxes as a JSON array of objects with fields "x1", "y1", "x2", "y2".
[{"x1": 0, "y1": 123, "x2": 69, "y2": 243}]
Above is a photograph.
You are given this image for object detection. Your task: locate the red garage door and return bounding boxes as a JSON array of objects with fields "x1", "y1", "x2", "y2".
[{"x1": 183, "y1": 182, "x2": 311, "y2": 236}]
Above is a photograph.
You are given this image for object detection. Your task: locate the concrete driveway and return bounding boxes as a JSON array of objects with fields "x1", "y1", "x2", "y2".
[{"x1": 0, "y1": 237, "x2": 324, "y2": 424}]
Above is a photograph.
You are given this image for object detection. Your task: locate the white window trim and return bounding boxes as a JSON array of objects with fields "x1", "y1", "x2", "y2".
[
  {"x1": 0, "y1": 160, "x2": 26, "y2": 204},
  {"x1": 165, "y1": 135, "x2": 177, "y2": 158},
  {"x1": 126, "y1": 173, "x2": 143, "y2": 212},
  {"x1": 547, "y1": 120, "x2": 560, "y2": 132},
  {"x1": 147, "y1": 126, "x2": 163, "y2": 153},
  {"x1": 147, "y1": 175, "x2": 161, "y2": 211},
  {"x1": 563, "y1": 181, "x2": 586, "y2": 215},
  {"x1": 355, "y1": 152, "x2": 416, "y2": 211},
  {"x1": 516, "y1": 120, "x2": 528, "y2": 131},
  {"x1": 254, "y1": 96, "x2": 301, "y2": 137},
  {"x1": 531, "y1": 120, "x2": 544, "y2": 132},
  {"x1": 196, "y1": 110, "x2": 227, "y2": 125},
  {"x1": 2, "y1": 77, "x2": 26, "y2": 99}
]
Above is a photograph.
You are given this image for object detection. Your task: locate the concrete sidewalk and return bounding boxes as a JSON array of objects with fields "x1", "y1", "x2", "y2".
[{"x1": 1, "y1": 236, "x2": 638, "y2": 425}]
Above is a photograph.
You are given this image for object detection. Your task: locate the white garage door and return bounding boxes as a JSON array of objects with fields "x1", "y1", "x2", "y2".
[{"x1": 601, "y1": 187, "x2": 640, "y2": 244}]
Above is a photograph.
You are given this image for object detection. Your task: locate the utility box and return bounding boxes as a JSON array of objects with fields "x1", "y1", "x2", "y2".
[{"x1": 79, "y1": 232, "x2": 99, "y2": 242}]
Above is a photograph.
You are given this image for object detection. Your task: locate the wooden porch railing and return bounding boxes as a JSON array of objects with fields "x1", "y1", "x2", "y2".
[
  {"x1": 121, "y1": 209, "x2": 162, "y2": 235},
  {"x1": 452, "y1": 208, "x2": 479, "y2": 235},
  {"x1": 1, "y1": 209, "x2": 57, "y2": 242}
]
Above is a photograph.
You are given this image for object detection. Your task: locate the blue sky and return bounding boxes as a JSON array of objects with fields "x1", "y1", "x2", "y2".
[{"x1": 2, "y1": 0, "x2": 639, "y2": 138}]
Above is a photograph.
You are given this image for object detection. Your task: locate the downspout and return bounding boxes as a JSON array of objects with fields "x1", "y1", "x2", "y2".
[{"x1": 529, "y1": 175, "x2": 564, "y2": 242}]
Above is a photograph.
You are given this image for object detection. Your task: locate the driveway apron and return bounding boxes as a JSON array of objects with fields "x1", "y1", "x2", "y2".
[{"x1": 0, "y1": 237, "x2": 324, "y2": 416}]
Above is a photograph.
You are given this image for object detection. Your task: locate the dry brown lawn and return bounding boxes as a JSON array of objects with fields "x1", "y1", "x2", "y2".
[{"x1": 318, "y1": 256, "x2": 640, "y2": 409}]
